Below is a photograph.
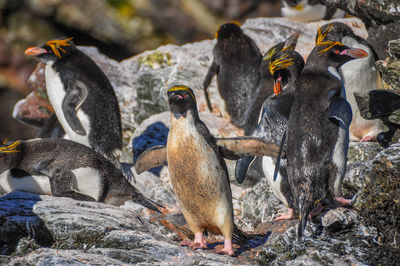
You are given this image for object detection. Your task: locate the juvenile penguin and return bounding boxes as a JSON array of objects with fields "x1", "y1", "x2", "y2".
[
  {"x1": 318, "y1": 22, "x2": 385, "y2": 142},
  {"x1": 24, "y1": 38, "x2": 129, "y2": 178},
  {"x1": 203, "y1": 22, "x2": 262, "y2": 128},
  {"x1": 236, "y1": 50, "x2": 305, "y2": 220},
  {"x1": 286, "y1": 29, "x2": 367, "y2": 239},
  {"x1": 281, "y1": 0, "x2": 345, "y2": 22},
  {"x1": 243, "y1": 32, "x2": 299, "y2": 134},
  {"x1": 135, "y1": 85, "x2": 281, "y2": 255},
  {"x1": 0, "y1": 138, "x2": 161, "y2": 212}
]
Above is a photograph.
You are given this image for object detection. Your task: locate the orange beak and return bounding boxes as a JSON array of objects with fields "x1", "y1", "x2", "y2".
[
  {"x1": 340, "y1": 48, "x2": 368, "y2": 58},
  {"x1": 25, "y1": 47, "x2": 47, "y2": 56},
  {"x1": 274, "y1": 77, "x2": 282, "y2": 95}
]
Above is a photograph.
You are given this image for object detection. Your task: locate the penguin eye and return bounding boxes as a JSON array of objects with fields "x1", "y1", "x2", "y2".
[
  {"x1": 334, "y1": 49, "x2": 340, "y2": 54},
  {"x1": 183, "y1": 94, "x2": 189, "y2": 98}
]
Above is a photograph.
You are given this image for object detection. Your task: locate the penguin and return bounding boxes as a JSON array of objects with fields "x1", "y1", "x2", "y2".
[
  {"x1": 281, "y1": 0, "x2": 345, "y2": 22},
  {"x1": 243, "y1": 32, "x2": 299, "y2": 134},
  {"x1": 203, "y1": 22, "x2": 262, "y2": 128},
  {"x1": 134, "y1": 85, "x2": 280, "y2": 255},
  {"x1": 236, "y1": 50, "x2": 305, "y2": 221},
  {"x1": 24, "y1": 38, "x2": 131, "y2": 180},
  {"x1": 285, "y1": 28, "x2": 367, "y2": 240},
  {"x1": 318, "y1": 22, "x2": 385, "y2": 142},
  {"x1": 0, "y1": 138, "x2": 161, "y2": 212}
]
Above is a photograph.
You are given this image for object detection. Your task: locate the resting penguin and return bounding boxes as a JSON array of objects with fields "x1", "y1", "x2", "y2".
[
  {"x1": 318, "y1": 22, "x2": 385, "y2": 142},
  {"x1": 0, "y1": 138, "x2": 161, "y2": 212},
  {"x1": 286, "y1": 28, "x2": 367, "y2": 240},
  {"x1": 24, "y1": 38, "x2": 131, "y2": 179},
  {"x1": 236, "y1": 50, "x2": 305, "y2": 220},
  {"x1": 134, "y1": 85, "x2": 281, "y2": 255},
  {"x1": 281, "y1": 0, "x2": 345, "y2": 22},
  {"x1": 203, "y1": 22, "x2": 262, "y2": 128},
  {"x1": 243, "y1": 32, "x2": 299, "y2": 134}
]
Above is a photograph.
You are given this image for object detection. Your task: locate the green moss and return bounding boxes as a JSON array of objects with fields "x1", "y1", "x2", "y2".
[{"x1": 138, "y1": 52, "x2": 172, "y2": 69}]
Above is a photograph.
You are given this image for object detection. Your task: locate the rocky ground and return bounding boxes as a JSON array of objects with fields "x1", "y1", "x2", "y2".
[{"x1": 1, "y1": 17, "x2": 399, "y2": 265}]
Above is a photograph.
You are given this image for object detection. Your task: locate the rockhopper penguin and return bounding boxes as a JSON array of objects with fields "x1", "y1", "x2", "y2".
[
  {"x1": 243, "y1": 32, "x2": 299, "y2": 134},
  {"x1": 286, "y1": 27, "x2": 367, "y2": 240},
  {"x1": 236, "y1": 50, "x2": 305, "y2": 221},
  {"x1": 281, "y1": 0, "x2": 345, "y2": 22},
  {"x1": 134, "y1": 85, "x2": 281, "y2": 255},
  {"x1": 318, "y1": 22, "x2": 385, "y2": 142},
  {"x1": 24, "y1": 38, "x2": 131, "y2": 179},
  {"x1": 0, "y1": 138, "x2": 161, "y2": 212},
  {"x1": 203, "y1": 22, "x2": 262, "y2": 129}
]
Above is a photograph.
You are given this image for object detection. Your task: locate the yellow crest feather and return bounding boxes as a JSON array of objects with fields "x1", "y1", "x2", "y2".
[
  {"x1": 0, "y1": 140, "x2": 21, "y2": 153},
  {"x1": 168, "y1": 85, "x2": 196, "y2": 102},
  {"x1": 316, "y1": 25, "x2": 344, "y2": 56},
  {"x1": 268, "y1": 52, "x2": 295, "y2": 75},
  {"x1": 46, "y1": 37, "x2": 73, "y2": 59}
]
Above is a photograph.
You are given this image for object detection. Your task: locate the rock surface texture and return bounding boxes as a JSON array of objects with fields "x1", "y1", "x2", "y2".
[{"x1": 2, "y1": 17, "x2": 400, "y2": 264}]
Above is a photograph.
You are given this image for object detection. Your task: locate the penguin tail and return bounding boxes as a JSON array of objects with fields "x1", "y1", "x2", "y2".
[
  {"x1": 297, "y1": 200, "x2": 313, "y2": 241},
  {"x1": 232, "y1": 225, "x2": 251, "y2": 242},
  {"x1": 134, "y1": 194, "x2": 164, "y2": 214}
]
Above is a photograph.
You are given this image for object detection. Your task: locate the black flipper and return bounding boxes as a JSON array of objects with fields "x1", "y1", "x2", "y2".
[
  {"x1": 203, "y1": 60, "x2": 219, "y2": 112},
  {"x1": 326, "y1": 96, "x2": 352, "y2": 130},
  {"x1": 134, "y1": 145, "x2": 167, "y2": 174},
  {"x1": 134, "y1": 194, "x2": 164, "y2": 213},
  {"x1": 216, "y1": 137, "x2": 281, "y2": 159},
  {"x1": 273, "y1": 130, "x2": 286, "y2": 182},
  {"x1": 35, "y1": 161, "x2": 96, "y2": 202},
  {"x1": 235, "y1": 156, "x2": 255, "y2": 184},
  {"x1": 62, "y1": 80, "x2": 88, "y2": 136}
]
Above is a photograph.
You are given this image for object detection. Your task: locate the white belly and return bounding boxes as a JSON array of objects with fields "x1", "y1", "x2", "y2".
[
  {"x1": 262, "y1": 156, "x2": 289, "y2": 207},
  {"x1": 45, "y1": 63, "x2": 91, "y2": 147},
  {"x1": 0, "y1": 170, "x2": 52, "y2": 195},
  {"x1": 71, "y1": 167, "x2": 103, "y2": 201},
  {"x1": 332, "y1": 127, "x2": 349, "y2": 196}
]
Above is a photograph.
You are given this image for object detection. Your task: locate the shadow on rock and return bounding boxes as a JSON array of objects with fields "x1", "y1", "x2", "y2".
[{"x1": 0, "y1": 191, "x2": 53, "y2": 255}]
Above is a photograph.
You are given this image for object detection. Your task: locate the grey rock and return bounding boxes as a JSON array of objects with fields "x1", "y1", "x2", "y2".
[{"x1": 321, "y1": 208, "x2": 358, "y2": 232}]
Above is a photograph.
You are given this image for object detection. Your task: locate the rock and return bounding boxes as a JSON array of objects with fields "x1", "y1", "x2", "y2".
[
  {"x1": 321, "y1": 208, "x2": 358, "y2": 232},
  {"x1": 377, "y1": 38, "x2": 400, "y2": 93}
]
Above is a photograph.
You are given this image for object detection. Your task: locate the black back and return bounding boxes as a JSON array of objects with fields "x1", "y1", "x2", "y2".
[{"x1": 53, "y1": 49, "x2": 122, "y2": 154}]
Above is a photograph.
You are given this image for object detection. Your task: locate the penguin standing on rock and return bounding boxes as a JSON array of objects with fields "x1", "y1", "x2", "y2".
[
  {"x1": 236, "y1": 50, "x2": 305, "y2": 220},
  {"x1": 135, "y1": 85, "x2": 280, "y2": 255},
  {"x1": 243, "y1": 32, "x2": 299, "y2": 134},
  {"x1": 281, "y1": 0, "x2": 345, "y2": 22},
  {"x1": 24, "y1": 38, "x2": 131, "y2": 179},
  {"x1": 286, "y1": 28, "x2": 367, "y2": 240},
  {"x1": 0, "y1": 138, "x2": 162, "y2": 212},
  {"x1": 203, "y1": 22, "x2": 262, "y2": 128},
  {"x1": 318, "y1": 22, "x2": 385, "y2": 142}
]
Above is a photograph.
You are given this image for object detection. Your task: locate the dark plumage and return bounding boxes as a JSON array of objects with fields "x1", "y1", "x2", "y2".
[
  {"x1": 25, "y1": 38, "x2": 129, "y2": 179},
  {"x1": 203, "y1": 23, "x2": 262, "y2": 128},
  {"x1": 0, "y1": 138, "x2": 161, "y2": 212},
  {"x1": 235, "y1": 50, "x2": 304, "y2": 220},
  {"x1": 318, "y1": 22, "x2": 384, "y2": 142},
  {"x1": 286, "y1": 35, "x2": 367, "y2": 240},
  {"x1": 243, "y1": 32, "x2": 299, "y2": 134}
]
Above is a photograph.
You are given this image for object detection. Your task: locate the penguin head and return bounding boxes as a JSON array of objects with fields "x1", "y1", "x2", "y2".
[
  {"x1": 269, "y1": 50, "x2": 304, "y2": 94},
  {"x1": 216, "y1": 22, "x2": 243, "y2": 41},
  {"x1": 167, "y1": 85, "x2": 197, "y2": 118},
  {"x1": 0, "y1": 139, "x2": 22, "y2": 174},
  {"x1": 316, "y1": 22, "x2": 354, "y2": 43},
  {"x1": 263, "y1": 32, "x2": 299, "y2": 62},
  {"x1": 308, "y1": 25, "x2": 368, "y2": 69},
  {"x1": 25, "y1": 37, "x2": 76, "y2": 63}
]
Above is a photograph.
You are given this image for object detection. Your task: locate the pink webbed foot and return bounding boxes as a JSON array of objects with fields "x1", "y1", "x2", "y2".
[
  {"x1": 275, "y1": 208, "x2": 295, "y2": 221},
  {"x1": 335, "y1": 196, "x2": 352, "y2": 205},
  {"x1": 215, "y1": 238, "x2": 234, "y2": 256},
  {"x1": 309, "y1": 202, "x2": 323, "y2": 219},
  {"x1": 360, "y1": 135, "x2": 375, "y2": 142},
  {"x1": 180, "y1": 232, "x2": 207, "y2": 250}
]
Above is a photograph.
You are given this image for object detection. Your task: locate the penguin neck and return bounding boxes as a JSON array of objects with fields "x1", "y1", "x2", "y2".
[
  {"x1": 170, "y1": 108, "x2": 199, "y2": 126},
  {"x1": 5, "y1": 144, "x2": 24, "y2": 170}
]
